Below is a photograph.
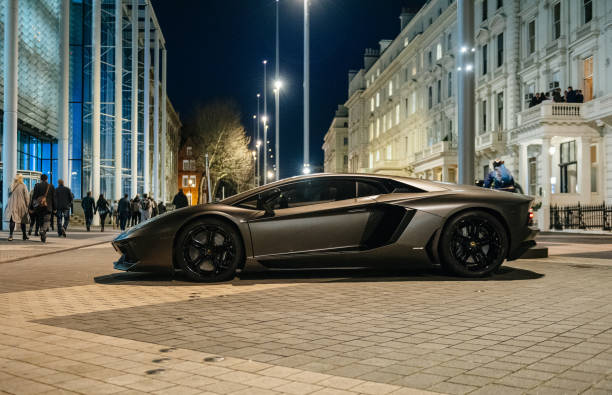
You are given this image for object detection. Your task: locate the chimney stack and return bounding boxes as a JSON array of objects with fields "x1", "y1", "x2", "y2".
[
  {"x1": 399, "y1": 7, "x2": 416, "y2": 30},
  {"x1": 363, "y1": 48, "x2": 379, "y2": 70}
]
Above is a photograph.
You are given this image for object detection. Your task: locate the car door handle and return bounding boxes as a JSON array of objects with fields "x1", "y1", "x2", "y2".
[{"x1": 347, "y1": 208, "x2": 367, "y2": 213}]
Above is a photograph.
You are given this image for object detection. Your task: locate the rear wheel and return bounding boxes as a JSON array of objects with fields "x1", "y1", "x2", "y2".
[
  {"x1": 174, "y1": 218, "x2": 244, "y2": 282},
  {"x1": 439, "y1": 211, "x2": 507, "y2": 277}
]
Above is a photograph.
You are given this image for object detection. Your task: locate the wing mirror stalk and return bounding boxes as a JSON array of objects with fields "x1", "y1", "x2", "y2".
[{"x1": 263, "y1": 203, "x2": 275, "y2": 217}]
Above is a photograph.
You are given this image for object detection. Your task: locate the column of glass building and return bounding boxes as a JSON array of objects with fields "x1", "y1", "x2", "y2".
[{"x1": 1, "y1": 0, "x2": 168, "y2": 224}]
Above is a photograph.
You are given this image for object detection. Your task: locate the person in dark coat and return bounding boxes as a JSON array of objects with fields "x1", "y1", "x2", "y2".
[
  {"x1": 117, "y1": 194, "x2": 131, "y2": 231},
  {"x1": 131, "y1": 195, "x2": 141, "y2": 226},
  {"x1": 31, "y1": 173, "x2": 55, "y2": 243},
  {"x1": 172, "y1": 189, "x2": 189, "y2": 209},
  {"x1": 81, "y1": 191, "x2": 95, "y2": 231},
  {"x1": 54, "y1": 179, "x2": 72, "y2": 237},
  {"x1": 95, "y1": 194, "x2": 110, "y2": 232},
  {"x1": 566, "y1": 86, "x2": 576, "y2": 103},
  {"x1": 575, "y1": 90, "x2": 584, "y2": 103},
  {"x1": 158, "y1": 201, "x2": 166, "y2": 215}
]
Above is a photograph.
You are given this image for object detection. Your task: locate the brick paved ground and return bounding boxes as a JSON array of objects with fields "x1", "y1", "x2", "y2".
[{"x1": 0, "y1": 233, "x2": 611, "y2": 394}]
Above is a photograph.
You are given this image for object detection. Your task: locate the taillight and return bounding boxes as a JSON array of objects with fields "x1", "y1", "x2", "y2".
[{"x1": 528, "y1": 207, "x2": 534, "y2": 226}]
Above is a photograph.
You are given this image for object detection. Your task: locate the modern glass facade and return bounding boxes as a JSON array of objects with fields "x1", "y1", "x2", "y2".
[{"x1": 1, "y1": 0, "x2": 174, "y2": 217}]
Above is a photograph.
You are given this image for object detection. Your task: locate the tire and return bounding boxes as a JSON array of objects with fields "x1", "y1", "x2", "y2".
[
  {"x1": 439, "y1": 210, "x2": 508, "y2": 277},
  {"x1": 174, "y1": 218, "x2": 244, "y2": 282}
]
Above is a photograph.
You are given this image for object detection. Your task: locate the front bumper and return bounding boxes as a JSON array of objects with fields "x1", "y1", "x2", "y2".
[
  {"x1": 111, "y1": 232, "x2": 174, "y2": 273},
  {"x1": 507, "y1": 226, "x2": 539, "y2": 261}
]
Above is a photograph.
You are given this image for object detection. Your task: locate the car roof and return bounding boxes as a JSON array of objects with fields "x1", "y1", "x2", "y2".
[{"x1": 220, "y1": 173, "x2": 450, "y2": 205}]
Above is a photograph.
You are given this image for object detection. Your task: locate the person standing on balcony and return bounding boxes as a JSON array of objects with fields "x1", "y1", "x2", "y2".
[
  {"x1": 575, "y1": 90, "x2": 584, "y2": 103},
  {"x1": 553, "y1": 89, "x2": 564, "y2": 103},
  {"x1": 483, "y1": 159, "x2": 516, "y2": 193},
  {"x1": 566, "y1": 86, "x2": 576, "y2": 103}
]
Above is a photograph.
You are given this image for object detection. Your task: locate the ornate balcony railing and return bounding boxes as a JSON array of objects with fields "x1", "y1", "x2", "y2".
[
  {"x1": 414, "y1": 141, "x2": 457, "y2": 163},
  {"x1": 517, "y1": 102, "x2": 583, "y2": 127}
]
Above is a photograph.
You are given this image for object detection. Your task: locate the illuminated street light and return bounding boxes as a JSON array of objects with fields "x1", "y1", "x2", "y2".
[
  {"x1": 302, "y1": 165, "x2": 311, "y2": 175},
  {"x1": 267, "y1": 170, "x2": 275, "y2": 180}
]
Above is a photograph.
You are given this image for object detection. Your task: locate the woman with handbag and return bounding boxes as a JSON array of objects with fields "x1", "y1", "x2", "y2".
[
  {"x1": 31, "y1": 174, "x2": 55, "y2": 243},
  {"x1": 95, "y1": 194, "x2": 110, "y2": 232},
  {"x1": 3, "y1": 174, "x2": 30, "y2": 241}
]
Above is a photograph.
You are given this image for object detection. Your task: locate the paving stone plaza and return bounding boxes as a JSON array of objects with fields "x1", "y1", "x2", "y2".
[{"x1": 0, "y1": 232, "x2": 611, "y2": 394}]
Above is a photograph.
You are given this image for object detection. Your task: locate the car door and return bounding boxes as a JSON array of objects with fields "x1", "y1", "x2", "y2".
[{"x1": 245, "y1": 178, "x2": 378, "y2": 258}]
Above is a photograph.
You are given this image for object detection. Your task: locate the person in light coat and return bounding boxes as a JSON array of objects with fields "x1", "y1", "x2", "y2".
[{"x1": 3, "y1": 174, "x2": 30, "y2": 241}]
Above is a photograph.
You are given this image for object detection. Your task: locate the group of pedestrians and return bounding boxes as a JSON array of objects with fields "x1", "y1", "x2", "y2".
[
  {"x1": 529, "y1": 86, "x2": 584, "y2": 108},
  {"x1": 4, "y1": 175, "x2": 192, "y2": 240},
  {"x1": 3, "y1": 173, "x2": 72, "y2": 242}
]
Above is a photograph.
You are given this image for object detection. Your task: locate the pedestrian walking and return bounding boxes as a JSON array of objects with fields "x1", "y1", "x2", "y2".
[
  {"x1": 117, "y1": 194, "x2": 131, "y2": 231},
  {"x1": 151, "y1": 198, "x2": 158, "y2": 218},
  {"x1": 131, "y1": 195, "x2": 141, "y2": 226},
  {"x1": 95, "y1": 194, "x2": 110, "y2": 232},
  {"x1": 31, "y1": 174, "x2": 55, "y2": 243},
  {"x1": 81, "y1": 191, "x2": 95, "y2": 231},
  {"x1": 172, "y1": 189, "x2": 188, "y2": 209},
  {"x1": 3, "y1": 174, "x2": 30, "y2": 241},
  {"x1": 54, "y1": 179, "x2": 72, "y2": 237},
  {"x1": 110, "y1": 200, "x2": 118, "y2": 229},
  {"x1": 158, "y1": 201, "x2": 166, "y2": 215},
  {"x1": 140, "y1": 193, "x2": 152, "y2": 222}
]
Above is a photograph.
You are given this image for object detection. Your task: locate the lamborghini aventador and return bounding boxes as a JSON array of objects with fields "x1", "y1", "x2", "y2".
[{"x1": 111, "y1": 174, "x2": 537, "y2": 281}]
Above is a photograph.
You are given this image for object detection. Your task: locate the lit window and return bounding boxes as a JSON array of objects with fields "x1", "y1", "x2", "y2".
[
  {"x1": 436, "y1": 43, "x2": 442, "y2": 60},
  {"x1": 189, "y1": 176, "x2": 197, "y2": 187},
  {"x1": 528, "y1": 20, "x2": 536, "y2": 55},
  {"x1": 186, "y1": 146, "x2": 193, "y2": 156},
  {"x1": 376, "y1": 118, "x2": 380, "y2": 137},
  {"x1": 376, "y1": 150, "x2": 380, "y2": 162},
  {"x1": 369, "y1": 153, "x2": 374, "y2": 168},
  {"x1": 376, "y1": 92, "x2": 380, "y2": 107},
  {"x1": 411, "y1": 62, "x2": 417, "y2": 75},
  {"x1": 388, "y1": 80, "x2": 393, "y2": 97},
  {"x1": 182, "y1": 160, "x2": 190, "y2": 171},
  {"x1": 395, "y1": 104, "x2": 400, "y2": 124},
  {"x1": 370, "y1": 97, "x2": 374, "y2": 112},
  {"x1": 182, "y1": 175, "x2": 189, "y2": 187}
]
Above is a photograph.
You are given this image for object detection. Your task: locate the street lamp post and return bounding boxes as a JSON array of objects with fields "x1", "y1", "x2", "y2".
[
  {"x1": 303, "y1": 0, "x2": 310, "y2": 174},
  {"x1": 262, "y1": 60, "x2": 268, "y2": 185},
  {"x1": 256, "y1": 93, "x2": 261, "y2": 185},
  {"x1": 252, "y1": 150, "x2": 257, "y2": 188},
  {"x1": 256, "y1": 140, "x2": 262, "y2": 187},
  {"x1": 457, "y1": 0, "x2": 475, "y2": 185},
  {"x1": 274, "y1": 82, "x2": 281, "y2": 181},
  {"x1": 275, "y1": 0, "x2": 280, "y2": 181}
]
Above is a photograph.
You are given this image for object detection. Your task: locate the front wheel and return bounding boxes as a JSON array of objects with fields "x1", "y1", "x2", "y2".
[
  {"x1": 439, "y1": 211, "x2": 508, "y2": 277},
  {"x1": 174, "y1": 218, "x2": 244, "y2": 282}
]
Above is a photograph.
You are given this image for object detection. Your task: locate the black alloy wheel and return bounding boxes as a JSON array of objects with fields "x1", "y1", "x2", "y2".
[
  {"x1": 175, "y1": 218, "x2": 243, "y2": 282},
  {"x1": 439, "y1": 211, "x2": 507, "y2": 277}
]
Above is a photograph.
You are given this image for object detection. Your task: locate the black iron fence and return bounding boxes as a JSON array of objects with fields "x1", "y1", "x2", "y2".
[{"x1": 550, "y1": 203, "x2": 612, "y2": 231}]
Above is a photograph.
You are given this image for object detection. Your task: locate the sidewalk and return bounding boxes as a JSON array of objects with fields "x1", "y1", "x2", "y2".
[{"x1": 0, "y1": 226, "x2": 120, "y2": 264}]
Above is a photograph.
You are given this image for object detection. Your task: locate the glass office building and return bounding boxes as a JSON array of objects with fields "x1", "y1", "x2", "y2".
[{"x1": 1, "y1": 0, "x2": 172, "y2": 222}]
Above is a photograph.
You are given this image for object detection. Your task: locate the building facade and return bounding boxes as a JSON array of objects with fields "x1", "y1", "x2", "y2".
[
  {"x1": 334, "y1": 0, "x2": 612, "y2": 229},
  {"x1": 1, "y1": 0, "x2": 180, "y2": 226},
  {"x1": 177, "y1": 139, "x2": 199, "y2": 206},
  {"x1": 322, "y1": 105, "x2": 349, "y2": 173}
]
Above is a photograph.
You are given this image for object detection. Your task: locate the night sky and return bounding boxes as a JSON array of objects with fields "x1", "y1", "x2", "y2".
[{"x1": 150, "y1": 0, "x2": 426, "y2": 178}]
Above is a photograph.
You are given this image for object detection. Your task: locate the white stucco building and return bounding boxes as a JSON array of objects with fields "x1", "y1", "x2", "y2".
[
  {"x1": 331, "y1": 0, "x2": 612, "y2": 229},
  {"x1": 322, "y1": 105, "x2": 349, "y2": 173}
]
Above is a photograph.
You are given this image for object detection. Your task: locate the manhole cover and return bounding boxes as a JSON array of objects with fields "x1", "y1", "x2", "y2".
[{"x1": 204, "y1": 356, "x2": 225, "y2": 363}]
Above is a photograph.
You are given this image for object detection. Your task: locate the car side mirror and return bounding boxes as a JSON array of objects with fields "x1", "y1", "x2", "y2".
[{"x1": 263, "y1": 202, "x2": 275, "y2": 217}]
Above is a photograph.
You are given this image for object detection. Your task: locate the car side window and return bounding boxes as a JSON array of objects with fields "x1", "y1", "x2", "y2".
[
  {"x1": 273, "y1": 179, "x2": 355, "y2": 209},
  {"x1": 357, "y1": 181, "x2": 386, "y2": 197},
  {"x1": 236, "y1": 179, "x2": 356, "y2": 210}
]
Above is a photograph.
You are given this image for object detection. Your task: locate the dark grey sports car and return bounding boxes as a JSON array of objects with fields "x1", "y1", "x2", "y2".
[{"x1": 112, "y1": 173, "x2": 537, "y2": 281}]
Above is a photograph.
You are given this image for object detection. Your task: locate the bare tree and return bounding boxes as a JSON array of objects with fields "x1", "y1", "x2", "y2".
[{"x1": 184, "y1": 100, "x2": 253, "y2": 203}]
